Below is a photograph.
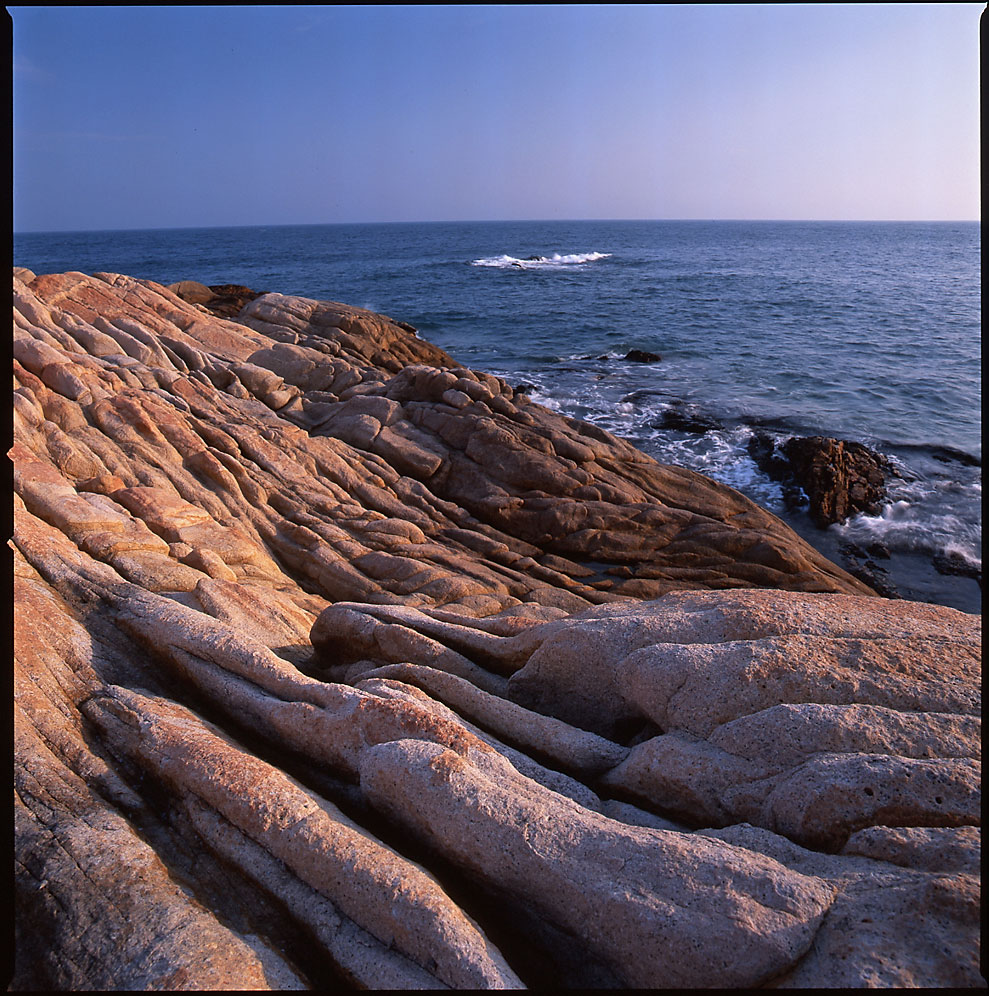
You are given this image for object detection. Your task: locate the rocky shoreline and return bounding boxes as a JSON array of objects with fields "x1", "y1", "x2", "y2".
[{"x1": 11, "y1": 269, "x2": 982, "y2": 988}]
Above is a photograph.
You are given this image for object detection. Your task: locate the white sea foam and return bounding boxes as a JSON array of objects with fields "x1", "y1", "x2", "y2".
[
  {"x1": 470, "y1": 251, "x2": 611, "y2": 269},
  {"x1": 644, "y1": 426, "x2": 787, "y2": 510},
  {"x1": 834, "y1": 487, "x2": 982, "y2": 567}
]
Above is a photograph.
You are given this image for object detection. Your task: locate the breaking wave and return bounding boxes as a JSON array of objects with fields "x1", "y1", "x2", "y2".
[
  {"x1": 470, "y1": 251, "x2": 611, "y2": 269},
  {"x1": 833, "y1": 478, "x2": 982, "y2": 569}
]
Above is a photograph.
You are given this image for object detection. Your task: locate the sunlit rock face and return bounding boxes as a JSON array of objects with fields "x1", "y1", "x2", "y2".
[{"x1": 11, "y1": 269, "x2": 982, "y2": 989}]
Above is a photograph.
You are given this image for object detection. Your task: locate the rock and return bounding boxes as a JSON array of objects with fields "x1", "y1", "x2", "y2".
[
  {"x1": 840, "y1": 825, "x2": 981, "y2": 874},
  {"x1": 11, "y1": 269, "x2": 982, "y2": 989},
  {"x1": 747, "y1": 429, "x2": 792, "y2": 480},
  {"x1": 359, "y1": 738, "x2": 835, "y2": 989},
  {"x1": 933, "y1": 550, "x2": 982, "y2": 581},
  {"x1": 624, "y1": 348, "x2": 662, "y2": 363},
  {"x1": 838, "y1": 542, "x2": 900, "y2": 598},
  {"x1": 507, "y1": 587, "x2": 979, "y2": 728},
  {"x1": 930, "y1": 444, "x2": 981, "y2": 468},
  {"x1": 700, "y1": 823, "x2": 983, "y2": 988},
  {"x1": 205, "y1": 283, "x2": 265, "y2": 319},
  {"x1": 14, "y1": 704, "x2": 308, "y2": 991},
  {"x1": 351, "y1": 660, "x2": 630, "y2": 778},
  {"x1": 657, "y1": 402, "x2": 722, "y2": 433},
  {"x1": 748, "y1": 431, "x2": 892, "y2": 526},
  {"x1": 83, "y1": 685, "x2": 523, "y2": 990},
  {"x1": 780, "y1": 435, "x2": 890, "y2": 527},
  {"x1": 167, "y1": 279, "x2": 215, "y2": 305},
  {"x1": 501, "y1": 589, "x2": 982, "y2": 848}
]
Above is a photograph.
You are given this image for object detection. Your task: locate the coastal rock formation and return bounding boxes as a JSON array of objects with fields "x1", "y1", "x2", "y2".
[
  {"x1": 781, "y1": 435, "x2": 890, "y2": 527},
  {"x1": 748, "y1": 432, "x2": 891, "y2": 528},
  {"x1": 746, "y1": 431, "x2": 891, "y2": 527},
  {"x1": 656, "y1": 400, "x2": 723, "y2": 434},
  {"x1": 11, "y1": 269, "x2": 982, "y2": 989}
]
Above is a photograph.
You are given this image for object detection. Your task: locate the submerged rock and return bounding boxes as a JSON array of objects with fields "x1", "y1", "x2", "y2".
[
  {"x1": 624, "y1": 348, "x2": 662, "y2": 363},
  {"x1": 838, "y1": 542, "x2": 900, "y2": 599},
  {"x1": 656, "y1": 401, "x2": 723, "y2": 434},
  {"x1": 10, "y1": 267, "x2": 982, "y2": 988},
  {"x1": 933, "y1": 550, "x2": 982, "y2": 583}
]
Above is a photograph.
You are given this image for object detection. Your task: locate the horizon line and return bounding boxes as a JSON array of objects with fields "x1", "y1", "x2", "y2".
[{"x1": 14, "y1": 216, "x2": 982, "y2": 236}]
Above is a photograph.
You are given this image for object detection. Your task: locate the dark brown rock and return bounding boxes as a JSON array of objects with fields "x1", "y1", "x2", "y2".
[
  {"x1": 624, "y1": 348, "x2": 662, "y2": 363},
  {"x1": 933, "y1": 550, "x2": 982, "y2": 582},
  {"x1": 205, "y1": 283, "x2": 265, "y2": 318},
  {"x1": 780, "y1": 435, "x2": 890, "y2": 527},
  {"x1": 657, "y1": 402, "x2": 722, "y2": 433}
]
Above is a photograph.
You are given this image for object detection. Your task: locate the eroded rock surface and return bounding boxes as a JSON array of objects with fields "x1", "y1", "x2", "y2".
[{"x1": 11, "y1": 269, "x2": 982, "y2": 989}]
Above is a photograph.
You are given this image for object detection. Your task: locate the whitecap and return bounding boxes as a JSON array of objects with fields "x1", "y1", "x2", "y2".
[{"x1": 470, "y1": 251, "x2": 611, "y2": 269}]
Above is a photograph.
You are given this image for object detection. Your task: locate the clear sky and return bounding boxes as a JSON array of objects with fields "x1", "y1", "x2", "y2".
[{"x1": 11, "y1": 4, "x2": 983, "y2": 232}]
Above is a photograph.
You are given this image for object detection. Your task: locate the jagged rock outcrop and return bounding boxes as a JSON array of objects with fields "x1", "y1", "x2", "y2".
[
  {"x1": 10, "y1": 269, "x2": 982, "y2": 989},
  {"x1": 783, "y1": 435, "x2": 890, "y2": 527},
  {"x1": 748, "y1": 432, "x2": 890, "y2": 528}
]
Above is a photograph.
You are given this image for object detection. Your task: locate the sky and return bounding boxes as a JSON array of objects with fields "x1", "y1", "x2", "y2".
[{"x1": 10, "y1": 4, "x2": 983, "y2": 232}]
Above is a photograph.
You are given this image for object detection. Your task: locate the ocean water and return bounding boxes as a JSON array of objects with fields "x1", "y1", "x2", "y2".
[{"x1": 14, "y1": 220, "x2": 981, "y2": 612}]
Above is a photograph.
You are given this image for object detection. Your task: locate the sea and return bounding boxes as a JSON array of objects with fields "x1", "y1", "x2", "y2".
[{"x1": 13, "y1": 220, "x2": 982, "y2": 614}]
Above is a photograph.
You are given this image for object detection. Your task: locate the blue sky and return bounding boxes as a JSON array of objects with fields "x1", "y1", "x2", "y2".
[{"x1": 11, "y1": 4, "x2": 983, "y2": 231}]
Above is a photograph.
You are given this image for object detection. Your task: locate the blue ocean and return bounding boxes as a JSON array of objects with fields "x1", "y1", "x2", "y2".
[{"x1": 14, "y1": 220, "x2": 981, "y2": 612}]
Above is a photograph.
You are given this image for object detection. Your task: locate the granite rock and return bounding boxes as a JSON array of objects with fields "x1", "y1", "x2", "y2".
[{"x1": 10, "y1": 268, "x2": 981, "y2": 988}]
